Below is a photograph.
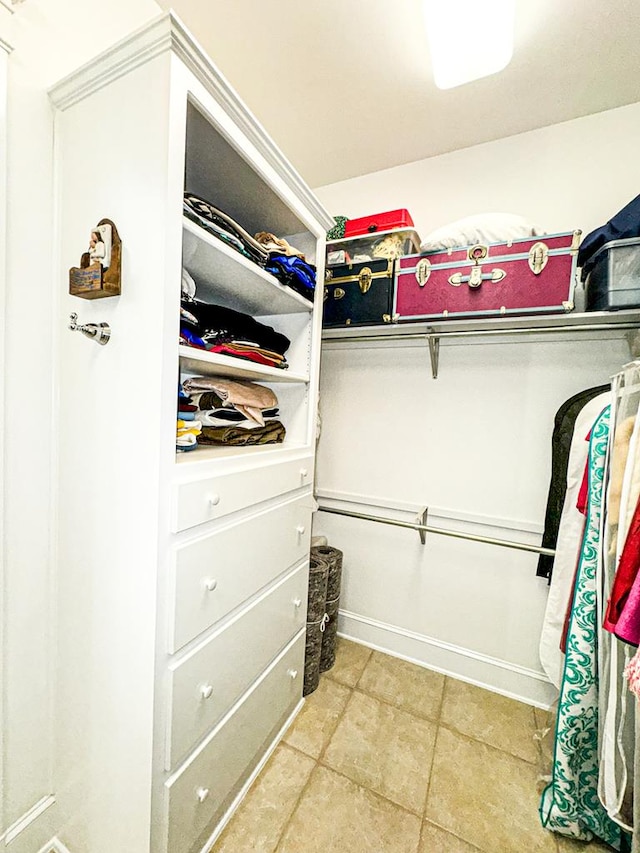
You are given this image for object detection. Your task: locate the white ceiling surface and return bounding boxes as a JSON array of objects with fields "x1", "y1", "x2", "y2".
[{"x1": 162, "y1": 0, "x2": 640, "y2": 189}]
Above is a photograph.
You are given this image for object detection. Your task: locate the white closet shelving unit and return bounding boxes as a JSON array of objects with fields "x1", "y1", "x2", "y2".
[{"x1": 49, "y1": 13, "x2": 331, "y2": 853}]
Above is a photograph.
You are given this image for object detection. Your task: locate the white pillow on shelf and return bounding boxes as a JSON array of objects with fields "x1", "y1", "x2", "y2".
[{"x1": 420, "y1": 213, "x2": 544, "y2": 253}]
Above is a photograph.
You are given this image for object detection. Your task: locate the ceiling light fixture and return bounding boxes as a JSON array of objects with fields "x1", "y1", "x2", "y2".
[{"x1": 423, "y1": 0, "x2": 516, "y2": 90}]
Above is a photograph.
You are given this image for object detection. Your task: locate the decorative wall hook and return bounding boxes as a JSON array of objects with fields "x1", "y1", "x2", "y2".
[
  {"x1": 68, "y1": 313, "x2": 111, "y2": 346},
  {"x1": 69, "y1": 218, "x2": 122, "y2": 299}
]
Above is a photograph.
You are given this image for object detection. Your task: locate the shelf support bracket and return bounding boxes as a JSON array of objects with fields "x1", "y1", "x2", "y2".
[
  {"x1": 426, "y1": 330, "x2": 440, "y2": 379},
  {"x1": 416, "y1": 506, "x2": 428, "y2": 545}
]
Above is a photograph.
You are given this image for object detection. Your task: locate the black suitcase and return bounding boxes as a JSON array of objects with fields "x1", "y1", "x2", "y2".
[
  {"x1": 584, "y1": 237, "x2": 640, "y2": 311},
  {"x1": 322, "y1": 258, "x2": 394, "y2": 327}
]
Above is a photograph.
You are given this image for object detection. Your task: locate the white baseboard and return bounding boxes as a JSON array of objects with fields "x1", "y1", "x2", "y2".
[
  {"x1": 338, "y1": 609, "x2": 557, "y2": 708},
  {"x1": 2, "y1": 796, "x2": 59, "y2": 853}
]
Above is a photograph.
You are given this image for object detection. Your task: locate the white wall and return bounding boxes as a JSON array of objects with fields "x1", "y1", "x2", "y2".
[
  {"x1": 315, "y1": 100, "x2": 640, "y2": 240},
  {"x1": 312, "y1": 102, "x2": 640, "y2": 707},
  {"x1": 0, "y1": 1, "x2": 159, "y2": 850}
]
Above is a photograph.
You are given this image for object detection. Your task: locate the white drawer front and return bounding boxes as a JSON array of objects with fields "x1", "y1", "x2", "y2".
[
  {"x1": 170, "y1": 495, "x2": 312, "y2": 652},
  {"x1": 167, "y1": 563, "x2": 307, "y2": 770},
  {"x1": 173, "y1": 454, "x2": 313, "y2": 533},
  {"x1": 165, "y1": 631, "x2": 304, "y2": 853}
]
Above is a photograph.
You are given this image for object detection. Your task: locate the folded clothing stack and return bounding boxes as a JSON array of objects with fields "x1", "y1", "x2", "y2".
[
  {"x1": 264, "y1": 253, "x2": 316, "y2": 303},
  {"x1": 176, "y1": 383, "x2": 201, "y2": 452},
  {"x1": 180, "y1": 277, "x2": 290, "y2": 370},
  {"x1": 183, "y1": 192, "x2": 317, "y2": 302},
  {"x1": 184, "y1": 193, "x2": 269, "y2": 267},
  {"x1": 252, "y1": 230, "x2": 317, "y2": 303},
  {"x1": 182, "y1": 376, "x2": 286, "y2": 447}
]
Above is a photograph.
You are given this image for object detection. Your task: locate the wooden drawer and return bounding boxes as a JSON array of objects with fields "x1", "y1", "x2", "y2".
[
  {"x1": 167, "y1": 563, "x2": 307, "y2": 770},
  {"x1": 169, "y1": 494, "x2": 312, "y2": 652},
  {"x1": 172, "y1": 454, "x2": 313, "y2": 533},
  {"x1": 165, "y1": 630, "x2": 304, "y2": 853}
]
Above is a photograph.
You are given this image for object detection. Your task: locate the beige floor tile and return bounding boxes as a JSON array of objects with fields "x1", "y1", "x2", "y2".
[
  {"x1": 426, "y1": 726, "x2": 557, "y2": 853},
  {"x1": 323, "y1": 690, "x2": 437, "y2": 814},
  {"x1": 358, "y1": 651, "x2": 445, "y2": 721},
  {"x1": 419, "y1": 820, "x2": 480, "y2": 851},
  {"x1": 283, "y1": 676, "x2": 351, "y2": 759},
  {"x1": 325, "y1": 637, "x2": 372, "y2": 687},
  {"x1": 276, "y1": 765, "x2": 422, "y2": 853},
  {"x1": 534, "y1": 706, "x2": 556, "y2": 732},
  {"x1": 556, "y1": 834, "x2": 618, "y2": 851},
  {"x1": 440, "y1": 677, "x2": 539, "y2": 764},
  {"x1": 211, "y1": 744, "x2": 314, "y2": 853}
]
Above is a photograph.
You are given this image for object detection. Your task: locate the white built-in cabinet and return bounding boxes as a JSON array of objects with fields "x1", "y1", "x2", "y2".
[{"x1": 49, "y1": 13, "x2": 331, "y2": 853}]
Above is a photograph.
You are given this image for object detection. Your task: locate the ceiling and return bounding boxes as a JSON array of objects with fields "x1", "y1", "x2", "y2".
[{"x1": 160, "y1": 0, "x2": 640, "y2": 189}]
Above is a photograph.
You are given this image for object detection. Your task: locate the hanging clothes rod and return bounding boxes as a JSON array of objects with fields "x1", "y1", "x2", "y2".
[{"x1": 316, "y1": 504, "x2": 556, "y2": 557}]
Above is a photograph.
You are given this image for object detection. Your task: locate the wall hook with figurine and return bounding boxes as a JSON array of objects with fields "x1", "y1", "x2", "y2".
[{"x1": 69, "y1": 218, "x2": 122, "y2": 299}]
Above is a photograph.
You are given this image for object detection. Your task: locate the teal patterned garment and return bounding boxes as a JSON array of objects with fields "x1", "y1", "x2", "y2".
[{"x1": 539, "y1": 405, "x2": 622, "y2": 848}]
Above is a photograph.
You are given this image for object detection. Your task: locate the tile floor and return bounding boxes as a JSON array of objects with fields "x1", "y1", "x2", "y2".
[{"x1": 211, "y1": 639, "x2": 612, "y2": 853}]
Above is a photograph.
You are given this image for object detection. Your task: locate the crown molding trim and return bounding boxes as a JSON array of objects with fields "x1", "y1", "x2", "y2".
[{"x1": 48, "y1": 11, "x2": 332, "y2": 230}]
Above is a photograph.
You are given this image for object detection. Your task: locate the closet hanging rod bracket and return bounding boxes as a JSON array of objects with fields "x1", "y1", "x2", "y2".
[
  {"x1": 417, "y1": 506, "x2": 429, "y2": 545},
  {"x1": 425, "y1": 331, "x2": 440, "y2": 379}
]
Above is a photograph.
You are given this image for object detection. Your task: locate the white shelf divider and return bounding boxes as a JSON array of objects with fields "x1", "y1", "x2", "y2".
[{"x1": 182, "y1": 217, "x2": 314, "y2": 316}]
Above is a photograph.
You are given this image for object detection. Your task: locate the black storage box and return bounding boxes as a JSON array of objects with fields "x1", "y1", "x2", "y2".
[
  {"x1": 584, "y1": 237, "x2": 640, "y2": 311},
  {"x1": 322, "y1": 258, "x2": 394, "y2": 328}
]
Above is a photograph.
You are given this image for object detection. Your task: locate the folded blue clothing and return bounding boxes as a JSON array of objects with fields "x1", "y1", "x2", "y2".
[
  {"x1": 266, "y1": 253, "x2": 316, "y2": 302},
  {"x1": 180, "y1": 326, "x2": 207, "y2": 349},
  {"x1": 178, "y1": 411, "x2": 196, "y2": 421}
]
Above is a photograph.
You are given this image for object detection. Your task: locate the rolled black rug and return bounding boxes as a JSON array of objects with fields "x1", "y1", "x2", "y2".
[
  {"x1": 311, "y1": 545, "x2": 343, "y2": 601},
  {"x1": 319, "y1": 595, "x2": 340, "y2": 673},
  {"x1": 311, "y1": 545, "x2": 343, "y2": 674},
  {"x1": 303, "y1": 553, "x2": 329, "y2": 696}
]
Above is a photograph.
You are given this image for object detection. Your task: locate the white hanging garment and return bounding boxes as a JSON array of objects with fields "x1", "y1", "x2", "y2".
[
  {"x1": 539, "y1": 392, "x2": 611, "y2": 687},
  {"x1": 598, "y1": 366, "x2": 640, "y2": 831}
]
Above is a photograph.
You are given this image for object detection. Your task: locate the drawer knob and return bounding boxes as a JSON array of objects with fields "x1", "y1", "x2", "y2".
[
  {"x1": 207, "y1": 494, "x2": 221, "y2": 508},
  {"x1": 200, "y1": 684, "x2": 214, "y2": 700},
  {"x1": 300, "y1": 468, "x2": 308, "y2": 479},
  {"x1": 203, "y1": 578, "x2": 218, "y2": 592},
  {"x1": 288, "y1": 668, "x2": 298, "y2": 680},
  {"x1": 292, "y1": 597, "x2": 302, "y2": 609},
  {"x1": 296, "y1": 525, "x2": 306, "y2": 535},
  {"x1": 196, "y1": 787, "x2": 209, "y2": 803}
]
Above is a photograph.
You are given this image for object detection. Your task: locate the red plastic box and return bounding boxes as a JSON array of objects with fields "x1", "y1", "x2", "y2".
[{"x1": 344, "y1": 209, "x2": 414, "y2": 238}]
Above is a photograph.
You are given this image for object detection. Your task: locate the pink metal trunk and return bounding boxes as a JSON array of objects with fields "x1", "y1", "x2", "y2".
[{"x1": 394, "y1": 232, "x2": 581, "y2": 322}]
